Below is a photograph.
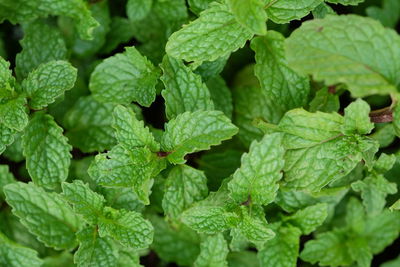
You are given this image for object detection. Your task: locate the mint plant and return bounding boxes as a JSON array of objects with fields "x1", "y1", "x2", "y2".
[{"x1": 1, "y1": 0, "x2": 400, "y2": 266}]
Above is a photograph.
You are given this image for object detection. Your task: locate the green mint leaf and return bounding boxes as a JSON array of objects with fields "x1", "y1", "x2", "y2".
[
  {"x1": 236, "y1": 206, "x2": 275, "y2": 248},
  {"x1": 284, "y1": 203, "x2": 328, "y2": 235},
  {"x1": 228, "y1": 133, "x2": 284, "y2": 205},
  {"x1": 300, "y1": 228, "x2": 353, "y2": 266},
  {"x1": 274, "y1": 109, "x2": 377, "y2": 191},
  {"x1": 0, "y1": 165, "x2": 15, "y2": 201},
  {"x1": 22, "y1": 60, "x2": 77, "y2": 109},
  {"x1": 258, "y1": 225, "x2": 302, "y2": 267},
  {"x1": 160, "y1": 55, "x2": 214, "y2": 119},
  {"x1": 16, "y1": 21, "x2": 67, "y2": 79},
  {"x1": 206, "y1": 75, "x2": 233, "y2": 119},
  {"x1": 0, "y1": 95, "x2": 28, "y2": 131},
  {"x1": 181, "y1": 205, "x2": 238, "y2": 234},
  {"x1": 0, "y1": 0, "x2": 99, "y2": 40},
  {"x1": 348, "y1": 238, "x2": 373, "y2": 267},
  {"x1": 285, "y1": 15, "x2": 400, "y2": 97},
  {"x1": 62, "y1": 180, "x2": 106, "y2": 224},
  {"x1": 188, "y1": 0, "x2": 214, "y2": 15},
  {"x1": 98, "y1": 207, "x2": 153, "y2": 249},
  {"x1": 150, "y1": 215, "x2": 200, "y2": 266},
  {"x1": 4, "y1": 182, "x2": 81, "y2": 249},
  {"x1": 0, "y1": 123, "x2": 16, "y2": 154},
  {"x1": 362, "y1": 209, "x2": 400, "y2": 254},
  {"x1": 0, "y1": 232, "x2": 42, "y2": 267},
  {"x1": 113, "y1": 105, "x2": 159, "y2": 151},
  {"x1": 166, "y1": 2, "x2": 253, "y2": 63},
  {"x1": 70, "y1": 1, "x2": 111, "y2": 58},
  {"x1": 352, "y1": 175, "x2": 397, "y2": 215},
  {"x1": 227, "y1": 0, "x2": 267, "y2": 35},
  {"x1": 88, "y1": 145, "x2": 166, "y2": 204},
  {"x1": 326, "y1": 0, "x2": 365, "y2": 5},
  {"x1": 232, "y1": 65, "x2": 283, "y2": 145},
  {"x1": 265, "y1": 0, "x2": 323, "y2": 24},
  {"x1": 308, "y1": 87, "x2": 340, "y2": 112},
  {"x1": 74, "y1": 227, "x2": 118, "y2": 267},
  {"x1": 89, "y1": 46, "x2": 160, "y2": 107},
  {"x1": 251, "y1": 32, "x2": 310, "y2": 115},
  {"x1": 381, "y1": 256, "x2": 400, "y2": 267},
  {"x1": 161, "y1": 110, "x2": 238, "y2": 164},
  {"x1": 126, "y1": 0, "x2": 153, "y2": 21},
  {"x1": 194, "y1": 56, "x2": 229, "y2": 81},
  {"x1": 342, "y1": 99, "x2": 374, "y2": 135},
  {"x1": 162, "y1": 165, "x2": 208, "y2": 219},
  {"x1": 366, "y1": 0, "x2": 400, "y2": 28},
  {"x1": 23, "y1": 113, "x2": 72, "y2": 190},
  {"x1": 312, "y1": 3, "x2": 336, "y2": 19},
  {"x1": 194, "y1": 233, "x2": 229, "y2": 267},
  {"x1": 64, "y1": 96, "x2": 116, "y2": 153}
]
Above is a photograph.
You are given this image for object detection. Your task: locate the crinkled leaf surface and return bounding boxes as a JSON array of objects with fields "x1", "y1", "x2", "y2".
[
  {"x1": 4, "y1": 182, "x2": 81, "y2": 250},
  {"x1": 166, "y1": 2, "x2": 253, "y2": 63},
  {"x1": 22, "y1": 60, "x2": 77, "y2": 109},
  {"x1": 89, "y1": 46, "x2": 160, "y2": 106},
  {"x1": 160, "y1": 55, "x2": 214, "y2": 119},
  {"x1": 161, "y1": 110, "x2": 238, "y2": 164},
  {"x1": 285, "y1": 15, "x2": 400, "y2": 97},
  {"x1": 23, "y1": 112, "x2": 72, "y2": 190}
]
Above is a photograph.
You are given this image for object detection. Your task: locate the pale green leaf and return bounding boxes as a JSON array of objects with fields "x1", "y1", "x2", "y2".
[
  {"x1": 23, "y1": 113, "x2": 72, "y2": 190},
  {"x1": 88, "y1": 145, "x2": 166, "y2": 205},
  {"x1": 126, "y1": 0, "x2": 152, "y2": 21},
  {"x1": 64, "y1": 96, "x2": 116, "y2": 153},
  {"x1": 0, "y1": 123, "x2": 16, "y2": 154},
  {"x1": 228, "y1": 0, "x2": 267, "y2": 35},
  {"x1": 265, "y1": 0, "x2": 323, "y2": 24},
  {"x1": 160, "y1": 55, "x2": 214, "y2": 119},
  {"x1": 162, "y1": 165, "x2": 208, "y2": 219},
  {"x1": 0, "y1": 96, "x2": 28, "y2": 131},
  {"x1": 275, "y1": 109, "x2": 376, "y2": 191},
  {"x1": 228, "y1": 133, "x2": 284, "y2": 205},
  {"x1": 300, "y1": 229, "x2": 353, "y2": 266},
  {"x1": 166, "y1": 2, "x2": 253, "y2": 63},
  {"x1": 89, "y1": 46, "x2": 160, "y2": 107},
  {"x1": 312, "y1": 3, "x2": 336, "y2": 19},
  {"x1": 4, "y1": 182, "x2": 81, "y2": 250},
  {"x1": 352, "y1": 175, "x2": 397, "y2": 215},
  {"x1": 70, "y1": 1, "x2": 111, "y2": 57},
  {"x1": 0, "y1": 232, "x2": 42, "y2": 267},
  {"x1": 237, "y1": 206, "x2": 275, "y2": 248},
  {"x1": 342, "y1": 99, "x2": 374, "y2": 135},
  {"x1": 98, "y1": 207, "x2": 153, "y2": 249},
  {"x1": 0, "y1": 165, "x2": 15, "y2": 200},
  {"x1": 181, "y1": 205, "x2": 239, "y2": 234},
  {"x1": 362, "y1": 209, "x2": 400, "y2": 254},
  {"x1": 285, "y1": 15, "x2": 400, "y2": 97},
  {"x1": 161, "y1": 110, "x2": 238, "y2": 164},
  {"x1": 284, "y1": 203, "x2": 328, "y2": 234},
  {"x1": 112, "y1": 105, "x2": 159, "y2": 151},
  {"x1": 16, "y1": 21, "x2": 67, "y2": 79},
  {"x1": 326, "y1": 0, "x2": 365, "y2": 5},
  {"x1": 258, "y1": 225, "x2": 301, "y2": 267},
  {"x1": 308, "y1": 87, "x2": 340, "y2": 113},
  {"x1": 194, "y1": 233, "x2": 229, "y2": 267},
  {"x1": 0, "y1": 0, "x2": 99, "y2": 40},
  {"x1": 74, "y1": 227, "x2": 118, "y2": 267},
  {"x1": 22, "y1": 60, "x2": 77, "y2": 109},
  {"x1": 251, "y1": 32, "x2": 310, "y2": 115},
  {"x1": 62, "y1": 180, "x2": 106, "y2": 224}
]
